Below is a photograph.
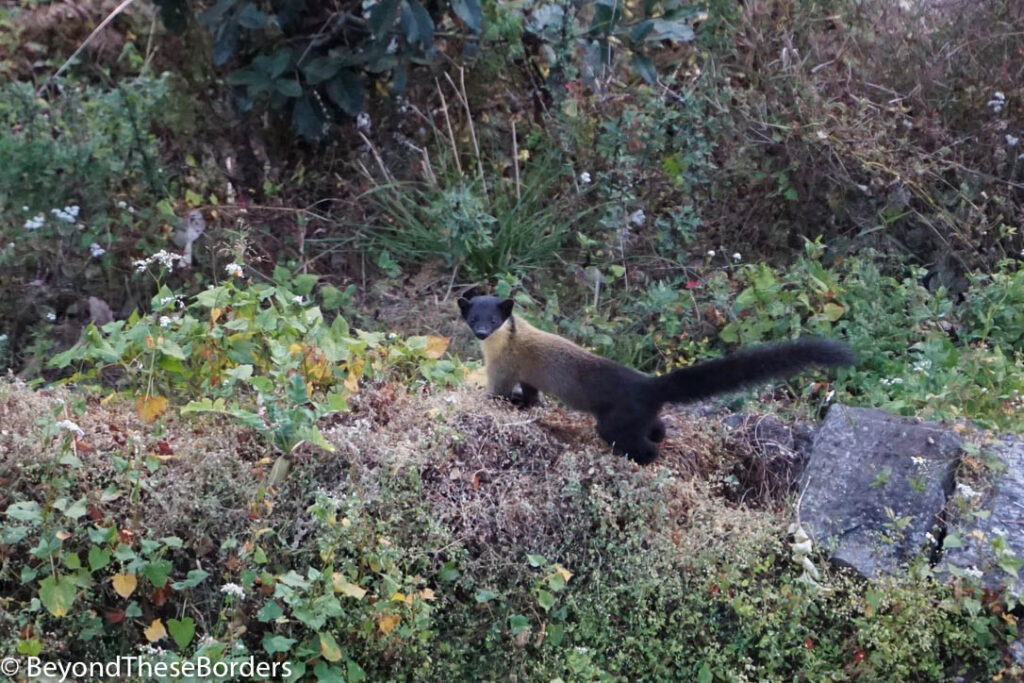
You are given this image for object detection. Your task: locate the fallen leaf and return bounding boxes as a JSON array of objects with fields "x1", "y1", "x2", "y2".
[
  {"x1": 137, "y1": 395, "x2": 168, "y2": 423},
  {"x1": 424, "y1": 335, "x2": 450, "y2": 359},
  {"x1": 74, "y1": 438, "x2": 95, "y2": 453},
  {"x1": 466, "y1": 367, "x2": 488, "y2": 388},
  {"x1": 105, "y1": 610, "x2": 124, "y2": 624},
  {"x1": 419, "y1": 588, "x2": 437, "y2": 601},
  {"x1": 112, "y1": 573, "x2": 137, "y2": 598},
  {"x1": 56, "y1": 530, "x2": 72, "y2": 540},
  {"x1": 378, "y1": 614, "x2": 400, "y2": 635},
  {"x1": 144, "y1": 618, "x2": 167, "y2": 642},
  {"x1": 319, "y1": 632, "x2": 343, "y2": 662},
  {"x1": 553, "y1": 564, "x2": 573, "y2": 583},
  {"x1": 149, "y1": 585, "x2": 171, "y2": 606},
  {"x1": 390, "y1": 592, "x2": 413, "y2": 604}
]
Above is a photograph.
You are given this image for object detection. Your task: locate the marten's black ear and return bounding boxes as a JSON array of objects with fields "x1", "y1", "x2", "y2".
[
  {"x1": 457, "y1": 297, "x2": 472, "y2": 319},
  {"x1": 498, "y1": 298, "x2": 514, "y2": 319}
]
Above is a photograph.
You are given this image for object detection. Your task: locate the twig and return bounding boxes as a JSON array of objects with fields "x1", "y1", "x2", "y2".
[
  {"x1": 511, "y1": 119, "x2": 521, "y2": 202},
  {"x1": 435, "y1": 78, "x2": 463, "y2": 175}
]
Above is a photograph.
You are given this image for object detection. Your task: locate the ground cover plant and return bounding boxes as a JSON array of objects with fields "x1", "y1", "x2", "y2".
[{"x1": 1, "y1": 0, "x2": 1023, "y2": 679}]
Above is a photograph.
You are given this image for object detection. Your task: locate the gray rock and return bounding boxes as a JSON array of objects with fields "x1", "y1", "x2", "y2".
[
  {"x1": 799, "y1": 405, "x2": 959, "y2": 578},
  {"x1": 940, "y1": 434, "x2": 1024, "y2": 598}
]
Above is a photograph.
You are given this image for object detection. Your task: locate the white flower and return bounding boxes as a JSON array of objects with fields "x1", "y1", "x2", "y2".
[
  {"x1": 963, "y1": 566, "x2": 984, "y2": 579},
  {"x1": 117, "y1": 200, "x2": 128, "y2": 209},
  {"x1": 1006, "y1": 134, "x2": 1019, "y2": 147},
  {"x1": 911, "y1": 456, "x2": 925, "y2": 466},
  {"x1": 159, "y1": 316, "x2": 173, "y2": 328},
  {"x1": 956, "y1": 482, "x2": 981, "y2": 499},
  {"x1": 45, "y1": 312, "x2": 56, "y2": 322},
  {"x1": 387, "y1": 332, "x2": 398, "y2": 340},
  {"x1": 707, "y1": 249, "x2": 716, "y2": 257},
  {"x1": 56, "y1": 420, "x2": 85, "y2": 437},
  {"x1": 22, "y1": 205, "x2": 29, "y2": 211},
  {"x1": 732, "y1": 252, "x2": 742, "y2": 262},
  {"x1": 293, "y1": 296, "x2": 304, "y2": 305},
  {"x1": 987, "y1": 92, "x2": 1006, "y2": 113},
  {"x1": 24, "y1": 214, "x2": 45, "y2": 231},
  {"x1": 992, "y1": 526, "x2": 1008, "y2": 538},
  {"x1": 89, "y1": 243, "x2": 106, "y2": 258},
  {"x1": 579, "y1": 172, "x2": 592, "y2": 184},
  {"x1": 51, "y1": 206, "x2": 79, "y2": 223},
  {"x1": 356, "y1": 112, "x2": 371, "y2": 132},
  {"x1": 628, "y1": 209, "x2": 646, "y2": 226},
  {"x1": 220, "y1": 583, "x2": 245, "y2": 599},
  {"x1": 224, "y1": 263, "x2": 244, "y2": 277}
]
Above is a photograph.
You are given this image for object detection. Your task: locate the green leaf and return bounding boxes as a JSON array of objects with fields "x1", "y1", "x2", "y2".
[
  {"x1": 319, "y1": 631, "x2": 343, "y2": 662},
  {"x1": 401, "y1": 0, "x2": 434, "y2": 48},
  {"x1": 172, "y1": 569, "x2": 210, "y2": 590},
  {"x1": 62, "y1": 497, "x2": 88, "y2": 520},
  {"x1": 325, "y1": 70, "x2": 365, "y2": 116},
  {"x1": 367, "y1": 0, "x2": 401, "y2": 38},
  {"x1": 508, "y1": 614, "x2": 529, "y2": 635},
  {"x1": 263, "y1": 632, "x2": 296, "y2": 655},
  {"x1": 275, "y1": 79, "x2": 303, "y2": 98},
  {"x1": 258, "y1": 600, "x2": 284, "y2": 622},
  {"x1": 451, "y1": 0, "x2": 481, "y2": 32},
  {"x1": 546, "y1": 622, "x2": 564, "y2": 646},
  {"x1": 88, "y1": 547, "x2": 112, "y2": 572},
  {"x1": 475, "y1": 588, "x2": 499, "y2": 603},
  {"x1": 302, "y1": 56, "x2": 343, "y2": 85},
  {"x1": 536, "y1": 589, "x2": 555, "y2": 611},
  {"x1": 39, "y1": 575, "x2": 77, "y2": 617},
  {"x1": 144, "y1": 559, "x2": 173, "y2": 588},
  {"x1": 631, "y1": 53, "x2": 657, "y2": 85},
  {"x1": 6, "y1": 501, "x2": 43, "y2": 524},
  {"x1": 697, "y1": 661, "x2": 713, "y2": 683},
  {"x1": 236, "y1": 2, "x2": 266, "y2": 28},
  {"x1": 292, "y1": 95, "x2": 326, "y2": 142},
  {"x1": 943, "y1": 533, "x2": 964, "y2": 549},
  {"x1": 168, "y1": 617, "x2": 196, "y2": 650},
  {"x1": 526, "y1": 553, "x2": 546, "y2": 567},
  {"x1": 347, "y1": 659, "x2": 367, "y2": 682},
  {"x1": 292, "y1": 274, "x2": 319, "y2": 295}
]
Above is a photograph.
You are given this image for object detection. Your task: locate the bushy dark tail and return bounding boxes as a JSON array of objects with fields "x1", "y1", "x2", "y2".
[{"x1": 652, "y1": 339, "x2": 855, "y2": 404}]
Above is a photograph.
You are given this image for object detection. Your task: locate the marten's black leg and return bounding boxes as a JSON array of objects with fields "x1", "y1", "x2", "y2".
[
  {"x1": 597, "y1": 411, "x2": 659, "y2": 465},
  {"x1": 509, "y1": 383, "x2": 541, "y2": 409}
]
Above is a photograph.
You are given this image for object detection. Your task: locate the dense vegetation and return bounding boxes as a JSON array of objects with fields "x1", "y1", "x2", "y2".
[{"x1": 1, "y1": 0, "x2": 1022, "y2": 679}]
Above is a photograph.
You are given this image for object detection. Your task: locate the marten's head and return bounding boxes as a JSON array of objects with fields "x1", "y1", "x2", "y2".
[{"x1": 457, "y1": 295, "x2": 514, "y2": 340}]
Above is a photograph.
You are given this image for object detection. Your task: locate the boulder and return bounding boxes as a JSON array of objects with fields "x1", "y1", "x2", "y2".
[{"x1": 799, "y1": 405, "x2": 959, "y2": 577}]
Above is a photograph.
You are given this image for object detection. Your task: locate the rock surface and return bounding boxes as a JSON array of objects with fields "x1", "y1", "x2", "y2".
[
  {"x1": 940, "y1": 434, "x2": 1024, "y2": 598},
  {"x1": 799, "y1": 405, "x2": 959, "y2": 577}
]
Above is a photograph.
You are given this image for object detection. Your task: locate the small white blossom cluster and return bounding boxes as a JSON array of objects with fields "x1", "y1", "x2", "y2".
[
  {"x1": 579, "y1": 171, "x2": 592, "y2": 185},
  {"x1": 56, "y1": 419, "x2": 85, "y2": 437},
  {"x1": 45, "y1": 312, "x2": 57, "y2": 322},
  {"x1": 89, "y1": 243, "x2": 106, "y2": 259},
  {"x1": 134, "y1": 250, "x2": 185, "y2": 273},
  {"x1": 879, "y1": 377, "x2": 905, "y2": 386},
  {"x1": 224, "y1": 263, "x2": 244, "y2": 277},
  {"x1": 911, "y1": 358, "x2": 932, "y2": 373},
  {"x1": 962, "y1": 566, "x2": 984, "y2": 579},
  {"x1": 51, "y1": 205, "x2": 80, "y2": 223},
  {"x1": 732, "y1": 252, "x2": 742, "y2": 262},
  {"x1": 158, "y1": 315, "x2": 182, "y2": 328},
  {"x1": 986, "y1": 91, "x2": 1005, "y2": 113},
  {"x1": 23, "y1": 213, "x2": 45, "y2": 231},
  {"x1": 1007, "y1": 134, "x2": 1020, "y2": 147},
  {"x1": 158, "y1": 295, "x2": 184, "y2": 309},
  {"x1": 220, "y1": 582, "x2": 245, "y2": 599},
  {"x1": 910, "y1": 455, "x2": 925, "y2": 466},
  {"x1": 137, "y1": 643, "x2": 166, "y2": 656},
  {"x1": 956, "y1": 482, "x2": 981, "y2": 499},
  {"x1": 628, "y1": 209, "x2": 646, "y2": 227}
]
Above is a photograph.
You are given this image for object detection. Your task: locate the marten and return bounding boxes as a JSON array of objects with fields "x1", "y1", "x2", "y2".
[{"x1": 458, "y1": 295, "x2": 855, "y2": 464}]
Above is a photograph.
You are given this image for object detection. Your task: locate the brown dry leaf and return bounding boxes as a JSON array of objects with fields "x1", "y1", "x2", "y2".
[
  {"x1": 554, "y1": 564, "x2": 573, "y2": 583},
  {"x1": 144, "y1": 618, "x2": 167, "y2": 642},
  {"x1": 419, "y1": 588, "x2": 437, "y2": 601},
  {"x1": 112, "y1": 573, "x2": 137, "y2": 598},
  {"x1": 378, "y1": 614, "x2": 400, "y2": 635},
  {"x1": 56, "y1": 530, "x2": 72, "y2": 540},
  {"x1": 424, "y1": 335, "x2": 450, "y2": 359},
  {"x1": 136, "y1": 395, "x2": 168, "y2": 423}
]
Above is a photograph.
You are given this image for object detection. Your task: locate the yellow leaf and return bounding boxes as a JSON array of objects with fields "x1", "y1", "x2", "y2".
[
  {"x1": 100, "y1": 393, "x2": 117, "y2": 406},
  {"x1": 144, "y1": 618, "x2": 167, "y2": 642},
  {"x1": 136, "y1": 395, "x2": 168, "y2": 423},
  {"x1": 419, "y1": 588, "x2": 437, "y2": 601},
  {"x1": 112, "y1": 573, "x2": 138, "y2": 598},
  {"x1": 390, "y1": 592, "x2": 413, "y2": 604},
  {"x1": 554, "y1": 564, "x2": 573, "y2": 583},
  {"x1": 319, "y1": 632, "x2": 343, "y2": 662},
  {"x1": 344, "y1": 356, "x2": 365, "y2": 394},
  {"x1": 332, "y1": 573, "x2": 367, "y2": 600},
  {"x1": 289, "y1": 343, "x2": 303, "y2": 355},
  {"x1": 210, "y1": 307, "x2": 223, "y2": 324},
  {"x1": 378, "y1": 614, "x2": 400, "y2": 634},
  {"x1": 424, "y1": 335, "x2": 451, "y2": 359}
]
